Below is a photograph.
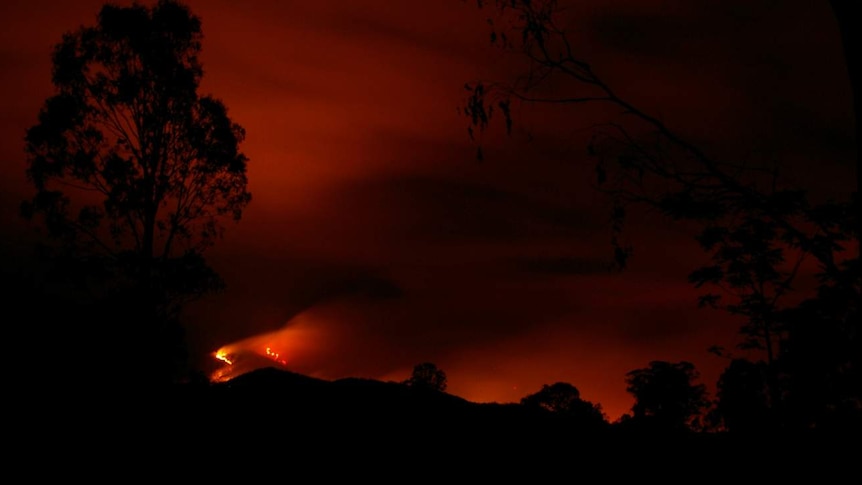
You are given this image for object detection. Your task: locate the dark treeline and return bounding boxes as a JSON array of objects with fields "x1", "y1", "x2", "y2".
[{"x1": 58, "y1": 364, "x2": 854, "y2": 479}]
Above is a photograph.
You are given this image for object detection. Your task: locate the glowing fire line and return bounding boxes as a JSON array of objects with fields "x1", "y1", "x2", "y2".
[
  {"x1": 266, "y1": 347, "x2": 287, "y2": 365},
  {"x1": 212, "y1": 346, "x2": 287, "y2": 368},
  {"x1": 215, "y1": 350, "x2": 233, "y2": 365}
]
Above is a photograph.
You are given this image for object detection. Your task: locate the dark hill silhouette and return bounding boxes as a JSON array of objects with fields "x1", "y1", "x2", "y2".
[
  {"x1": 197, "y1": 366, "x2": 572, "y2": 437},
  {"x1": 19, "y1": 366, "x2": 858, "y2": 480},
  {"x1": 163, "y1": 368, "x2": 854, "y2": 455}
]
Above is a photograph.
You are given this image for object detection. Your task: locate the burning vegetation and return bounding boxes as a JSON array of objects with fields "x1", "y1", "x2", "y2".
[{"x1": 211, "y1": 345, "x2": 289, "y2": 382}]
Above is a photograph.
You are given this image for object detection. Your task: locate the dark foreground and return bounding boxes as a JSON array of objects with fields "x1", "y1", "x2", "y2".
[{"x1": 17, "y1": 367, "x2": 859, "y2": 479}]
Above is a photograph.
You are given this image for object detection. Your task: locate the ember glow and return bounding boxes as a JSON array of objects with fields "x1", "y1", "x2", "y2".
[
  {"x1": 214, "y1": 350, "x2": 233, "y2": 366},
  {"x1": 265, "y1": 347, "x2": 287, "y2": 365},
  {"x1": 210, "y1": 345, "x2": 287, "y2": 382},
  {"x1": 209, "y1": 308, "x2": 332, "y2": 383}
]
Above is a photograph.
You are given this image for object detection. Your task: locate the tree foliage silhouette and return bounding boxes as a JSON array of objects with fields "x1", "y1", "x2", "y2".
[
  {"x1": 776, "y1": 274, "x2": 861, "y2": 430},
  {"x1": 520, "y1": 382, "x2": 606, "y2": 427},
  {"x1": 22, "y1": 0, "x2": 250, "y2": 384},
  {"x1": 521, "y1": 381, "x2": 581, "y2": 412},
  {"x1": 404, "y1": 362, "x2": 448, "y2": 392},
  {"x1": 714, "y1": 359, "x2": 772, "y2": 433},
  {"x1": 625, "y1": 361, "x2": 707, "y2": 431},
  {"x1": 462, "y1": 0, "x2": 859, "y2": 429}
]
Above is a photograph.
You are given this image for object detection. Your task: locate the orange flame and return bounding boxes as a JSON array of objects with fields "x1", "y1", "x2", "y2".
[
  {"x1": 265, "y1": 347, "x2": 287, "y2": 365},
  {"x1": 209, "y1": 309, "x2": 324, "y2": 382},
  {"x1": 215, "y1": 350, "x2": 233, "y2": 365}
]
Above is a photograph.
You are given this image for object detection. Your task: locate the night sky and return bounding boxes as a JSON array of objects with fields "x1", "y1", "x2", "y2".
[{"x1": 1, "y1": 0, "x2": 855, "y2": 420}]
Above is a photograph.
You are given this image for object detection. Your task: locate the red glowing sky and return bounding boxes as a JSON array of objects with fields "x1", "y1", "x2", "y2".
[{"x1": 0, "y1": 0, "x2": 855, "y2": 420}]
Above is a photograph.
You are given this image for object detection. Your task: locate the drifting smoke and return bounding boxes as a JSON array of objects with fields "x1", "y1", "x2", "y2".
[{"x1": 211, "y1": 309, "x2": 330, "y2": 382}]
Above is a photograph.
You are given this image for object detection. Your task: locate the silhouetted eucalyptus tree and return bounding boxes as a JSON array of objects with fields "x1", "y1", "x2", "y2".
[
  {"x1": 714, "y1": 359, "x2": 772, "y2": 433},
  {"x1": 625, "y1": 361, "x2": 708, "y2": 431},
  {"x1": 520, "y1": 382, "x2": 606, "y2": 428},
  {"x1": 521, "y1": 382, "x2": 582, "y2": 412},
  {"x1": 404, "y1": 362, "x2": 448, "y2": 392},
  {"x1": 776, "y1": 272, "x2": 861, "y2": 430},
  {"x1": 22, "y1": 0, "x2": 250, "y2": 384}
]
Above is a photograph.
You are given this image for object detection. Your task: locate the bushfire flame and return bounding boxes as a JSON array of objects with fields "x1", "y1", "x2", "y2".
[
  {"x1": 215, "y1": 350, "x2": 233, "y2": 365},
  {"x1": 266, "y1": 347, "x2": 287, "y2": 365},
  {"x1": 212, "y1": 346, "x2": 286, "y2": 367},
  {"x1": 208, "y1": 308, "x2": 330, "y2": 383},
  {"x1": 210, "y1": 344, "x2": 291, "y2": 382}
]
